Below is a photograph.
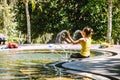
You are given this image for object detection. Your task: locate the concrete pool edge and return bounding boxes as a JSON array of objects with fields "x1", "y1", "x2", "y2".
[{"x1": 56, "y1": 44, "x2": 120, "y2": 80}]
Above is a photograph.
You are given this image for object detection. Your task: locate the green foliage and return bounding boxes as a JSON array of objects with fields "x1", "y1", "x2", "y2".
[
  {"x1": 112, "y1": 0, "x2": 120, "y2": 42},
  {"x1": 80, "y1": 0, "x2": 108, "y2": 40},
  {"x1": 31, "y1": 0, "x2": 36, "y2": 12},
  {"x1": 14, "y1": 0, "x2": 120, "y2": 43},
  {"x1": 15, "y1": 0, "x2": 90, "y2": 40},
  {"x1": 0, "y1": 1, "x2": 18, "y2": 43},
  {"x1": 0, "y1": 5, "x2": 3, "y2": 30}
]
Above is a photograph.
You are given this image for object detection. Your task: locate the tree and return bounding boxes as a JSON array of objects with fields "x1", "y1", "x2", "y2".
[
  {"x1": 24, "y1": 0, "x2": 31, "y2": 43},
  {"x1": 107, "y1": 0, "x2": 112, "y2": 43}
]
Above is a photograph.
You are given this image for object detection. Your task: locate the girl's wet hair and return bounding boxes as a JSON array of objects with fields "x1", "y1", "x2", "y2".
[{"x1": 83, "y1": 27, "x2": 93, "y2": 36}]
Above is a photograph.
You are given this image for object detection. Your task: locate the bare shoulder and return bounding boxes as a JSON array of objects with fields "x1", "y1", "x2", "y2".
[{"x1": 79, "y1": 38, "x2": 86, "y2": 42}]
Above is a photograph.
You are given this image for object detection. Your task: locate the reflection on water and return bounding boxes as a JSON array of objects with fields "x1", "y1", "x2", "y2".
[{"x1": 0, "y1": 50, "x2": 102, "y2": 80}]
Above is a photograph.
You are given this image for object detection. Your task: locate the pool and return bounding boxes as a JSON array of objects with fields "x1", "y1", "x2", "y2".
[{"x1": 0, "y1": 44, "x2": 117, "y2": 80}]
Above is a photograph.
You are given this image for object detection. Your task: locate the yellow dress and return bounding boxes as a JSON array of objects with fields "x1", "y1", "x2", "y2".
[{"x1": 80, "y1": 37, "x2": 91, "y2": 57}]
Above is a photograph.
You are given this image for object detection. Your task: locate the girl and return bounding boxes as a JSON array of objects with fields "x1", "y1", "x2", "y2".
[{"x1": 66, "y1": 27, "x2": 93, "y2": 58}]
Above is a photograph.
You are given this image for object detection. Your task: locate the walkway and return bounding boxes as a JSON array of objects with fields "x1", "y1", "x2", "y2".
[{"x1": 61, "y1": 45, "x2": 120, "y2": 80}]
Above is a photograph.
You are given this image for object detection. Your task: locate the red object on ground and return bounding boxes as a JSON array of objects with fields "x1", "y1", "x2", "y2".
[{"x1": 7, "y1": 43, "x2": 18, "y2": 48}]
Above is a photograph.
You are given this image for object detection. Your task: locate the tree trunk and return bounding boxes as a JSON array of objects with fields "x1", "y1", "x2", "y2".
[
  {"x1": 25, "y1": 0, "x2": 31, "y2": 44},
  {"x1": 107, "y1": 0, "x2": 112, "y2": 43}
]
